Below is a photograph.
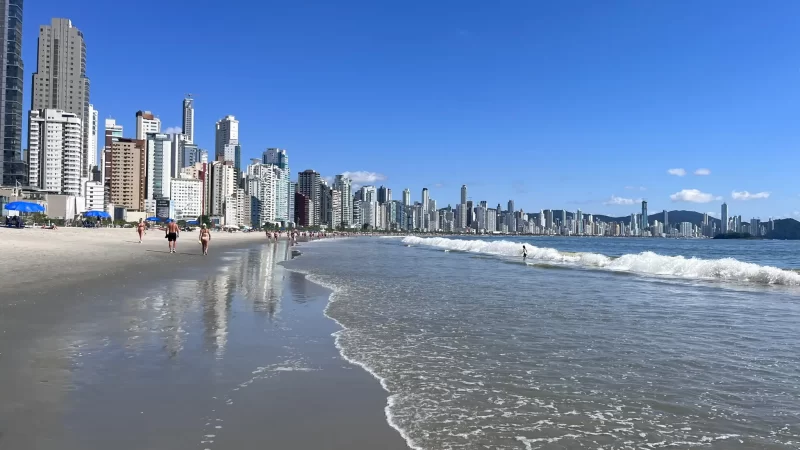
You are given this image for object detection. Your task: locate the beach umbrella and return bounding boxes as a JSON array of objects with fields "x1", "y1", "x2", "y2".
[
  {"x1": 4, "y1": 201, "x2": 45, "y2": 213},
  {"x1": 146, "y1": 216, "x2": 160, "y2": 221},
  {"x1": 187, "y1": 220, "x2": 199, "y2": 225},
  {"x1": 84, "y1": 210, "x2": 105, "y2": 218}
]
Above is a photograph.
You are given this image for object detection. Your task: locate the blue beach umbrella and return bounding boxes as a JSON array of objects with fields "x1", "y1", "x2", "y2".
[
  {"x1": 187, "y1": 220, "x2": 199, "y2": 225},
  {"x1": 4, "y1": 201, "x2": 45, "y2": 213},
  {"x1": 84, "y1": 210, "x2": 106, "y2": 218},
  {"x1": 147, "y1": 216, "x2": 160, "y2": 221}
]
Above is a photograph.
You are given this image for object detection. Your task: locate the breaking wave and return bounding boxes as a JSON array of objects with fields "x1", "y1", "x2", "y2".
[{"x1": 401, "y1": 236, "x2": 800, "y2": 286}]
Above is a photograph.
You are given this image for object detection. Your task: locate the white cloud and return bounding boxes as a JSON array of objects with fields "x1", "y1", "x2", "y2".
[
  {"x1": 340, "y1": 171, "x2": 386, "y2": 185},
  {"x1": 625, "y1": 186, "x2": 647, "y2": 191},
  {"x1": 163, "y1": 126, "x2": 182, "y2": 135},
  {"x1": 322, "y1": 175, "x2": 334, "y2": 185},
  {"x1": 731, "y1": 190, "x2": 770, "y2": 201},
  {"x1": 603, "y1": 195, "x2": 637, "y2": 205},
  {"x1": 667, "y1": 168, "x2": 687, "y2": 177},
  {"x1": 669, "y1": 189, "x2": 720, "y2": 203},
  {"x1": 694, "y1": 168, "x2": 711, "y2": 176}
]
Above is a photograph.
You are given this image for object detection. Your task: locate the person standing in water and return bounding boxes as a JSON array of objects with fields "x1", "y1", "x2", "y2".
[
  {"x1": 166, "y1": 220, "x2": 180, "y2": 253},
  {"x1": 199, "y1": 224, "x2": 211, "y2": 255},
  {"x1": 136, "y1": 218, "x2": 146, "y2": 243},
  {"x1": 522, "y1": 245, "x2": 527, "y2": 259}
]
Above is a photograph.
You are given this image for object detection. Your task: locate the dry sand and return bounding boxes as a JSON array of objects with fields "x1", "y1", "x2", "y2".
[{"x1": 0, "y1": 227, "x2": 271, "y2": 295}]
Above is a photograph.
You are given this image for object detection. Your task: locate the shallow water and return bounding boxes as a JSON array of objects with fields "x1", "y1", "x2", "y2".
[{"x1": 285, "y1": 236, "x2": 800, "y2": 449}]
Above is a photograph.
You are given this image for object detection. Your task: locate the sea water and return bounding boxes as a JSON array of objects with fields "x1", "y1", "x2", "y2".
[{"x1": 282, "y1": 236, "x2": 800, "y2": 449}]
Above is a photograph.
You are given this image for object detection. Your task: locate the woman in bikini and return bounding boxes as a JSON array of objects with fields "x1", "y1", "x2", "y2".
[
  {"x1": 137, "y1": 218, "x2": 146, "y2": 243},
  {"x1": 199, "y1": 224, "x2": 212, "y2": 255}
]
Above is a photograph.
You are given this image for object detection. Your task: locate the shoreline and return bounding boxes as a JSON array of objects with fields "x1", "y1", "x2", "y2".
[
  {"x1": 280, "y1": 246, "x2": 419, "y2": 450},
  {"x1": 0, "y1": 234, "x2": 407, "y2": 449}
]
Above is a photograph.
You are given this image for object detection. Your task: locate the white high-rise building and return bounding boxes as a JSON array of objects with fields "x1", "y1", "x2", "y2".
[
  {"x1": 170, "y1": 175, "x2": 202, "y2": 220},
  {"x1": 84, "y1": 180, "x2": 104, "y2": 211},
  {"x1": 210, "y1": 161, "x2": 236, "y2": 219},
  {"x1": 402, "y1": 188, "x2": 411, "y2": 206},
  {"x1": 27, "y1": 109, "x2": 82, "y2": 195},
  {"x1": 245, "y1": 162, "x2": 277, "y2": 227},
  {"x1": 215, "y1": 115, "x2": 239, "y2": 157},
  {"x1": 136, "y1": 110, "x2": 161, "y2": 140},
  {"x1": 86, "y1": 105, "x2": 99, "y2": 171},
  {"x1": 333, "y1": 174, "x2": 352, "y2": 227},
  {"x1": 182, "y1": 96, "x2": 194, "y2": 144},
  {"x1": 146, "y1": 133, "x2": 172, "y2": 201},
  {"x1": 263, "y1": 148, "x2": 290, "y2": 223},
  {"x1": 461, "y1": 185, "x2": 468, "y2": 205},
  {"x1": 105, "y1": 118, "x2": 123, "y2": 137},
  {"x1": 31, "y1": 19, "x2": 91, "y2": 178}
]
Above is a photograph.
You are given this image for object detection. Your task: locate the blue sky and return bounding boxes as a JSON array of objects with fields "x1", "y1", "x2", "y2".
[{"x1": 23, "y1": 0, "x2": 800, "y2": 219}]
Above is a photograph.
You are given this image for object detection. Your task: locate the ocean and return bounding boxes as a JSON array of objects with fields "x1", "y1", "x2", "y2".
[{"x1": 283, "y1": 236, "x2": 800, "y2": 449}]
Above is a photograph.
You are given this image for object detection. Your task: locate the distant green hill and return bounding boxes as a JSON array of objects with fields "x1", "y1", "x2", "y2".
[{"x1": 764, "y1": 218, "x2": 800, "y2": 240}]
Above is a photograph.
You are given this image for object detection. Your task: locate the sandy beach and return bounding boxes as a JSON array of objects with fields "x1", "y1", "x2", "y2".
[
  {"x1": 0, "y1": 231, "x2": 408, "y2": 449},
  {"x1": 0, "y1": 227, "x2": 268, "y2": 295}
]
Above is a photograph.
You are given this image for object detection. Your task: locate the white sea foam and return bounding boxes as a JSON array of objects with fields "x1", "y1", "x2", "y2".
[
  {"x1": 280, "y1": 266, "x2": 425, "y2": 450},
  {"x1": 401, "y1": 236, "x2": 800, "y2": 286}
]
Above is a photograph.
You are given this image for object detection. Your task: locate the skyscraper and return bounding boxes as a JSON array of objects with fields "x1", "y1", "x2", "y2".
[
  {"x1": 135, "y1": 110, "x2": 160, "y2": 140},
  {"x1": 182, "y1": 95, "x2": 194, "y2": 143},
  {"x1": 32, "y1": 18, "x2": 90, "y2": 178},
  {"x1": 298, "y1": 169, "x2": 321, "y2": 226},
  {"x1": 86, "y1": 104, "x2": 98, "y2": 171},
  {"x1": 215, "y1": 115, "x2": 238, "y2": 157},
  {"x1": 263, "y1": 148, "x2": 290, "y2": 223},
  {"x1": 145, "y1": 133, "x2": 172, "y2": 202},
  {"x1": 402, "y1": 188, "x2": 410, "y2": 206},
  {"x1": 27, "y1": 109, "x2": 82, "y2": 194},
  {"x1": 508, "y1": 200, "x2": 514, "y2": 214},
  {"x1": 377, "y1": 185, "x2": 390, "y2": 204},
  {"x1": 421, "y1": 188, "x2": 429, "y2": 231},
  {"x1": 461, "y1": 184, "x2": 467, "y2": 205},
  {"x1": 721, "y1": 202, "x2": 728, "y2": 234},
  {"x1": 663, "y1": 209, "x2": 669, "y2": 231},
  {"x1": 334, "y1": 174, "x2": 352, "y2": 227},
  {"x1": 0, "y1": 0, "x2": 24, "y2": 186},
  {"x1": 641, "y1": 200, "x2": 648, "y2": 232}
]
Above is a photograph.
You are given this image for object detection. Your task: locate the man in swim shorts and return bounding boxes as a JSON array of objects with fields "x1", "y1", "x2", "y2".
[{"x1": 166, "y1": 219, "x2": 180, "y2": 253}]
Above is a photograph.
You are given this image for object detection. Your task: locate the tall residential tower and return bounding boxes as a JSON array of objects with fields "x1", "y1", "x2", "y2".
[
  {"x1": 182, "y1": 95, "x2": 194, "y2": 143},
  {"x1": 0, "y1": 0, "x2": 25, "y2": 186},
  {"x1": 31, "y1": 18, "x2": 90, "y2": 177}
]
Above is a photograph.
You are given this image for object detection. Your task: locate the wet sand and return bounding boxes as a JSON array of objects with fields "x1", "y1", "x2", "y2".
[{"x1": 0, "y1": 237, "x2": 408, "y2": 449}]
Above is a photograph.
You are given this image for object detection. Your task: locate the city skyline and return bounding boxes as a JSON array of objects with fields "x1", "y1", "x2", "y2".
[{"x1": 10, "y1": 2, "x2": 800, "y2": 219}]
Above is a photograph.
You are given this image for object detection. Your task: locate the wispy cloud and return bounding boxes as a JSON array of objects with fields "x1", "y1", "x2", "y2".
[
  {"x1": 667, "y1": 168, "x2": 687, "y2": 177},
  {"x1": 625, "y1": 186, "x2": 647, "y2": 191},
  {"x1": 670, "y1": 189, "x2": 720, "y2": 203},
  {"x1": 322, "y1": 175, "x2": 334, "y2": 185},
  {"x1": 163, "y1": 126, "x2": 182, "y2": 135},
  {"x1": 731, "y1": 190, "x2": 770, "y2": 201},
  {"x1": 694, "y1": 168, "x2": 711, "y2": 176},
  {"x1": 432, "y1": 183, "x2": 445, "y2": 189},
  {"x1": 603, "y1": 195, "x2": 638, "y2": 205},
  {"x1": 340, "y1": 171, "x2": 386, "y2": 185}
]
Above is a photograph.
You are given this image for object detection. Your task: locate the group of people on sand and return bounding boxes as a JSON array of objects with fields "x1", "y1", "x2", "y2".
[{"x1": 136, "y1": 218, "x2": 212, "y2": 255}]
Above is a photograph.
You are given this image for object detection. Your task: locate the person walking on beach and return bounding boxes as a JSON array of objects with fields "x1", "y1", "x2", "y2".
[
  {"x1": 137, "y1": 218, "x2": 146, "y2": 243},
  {"x1": 166, "y1": 220, "x2": 180, "y2": 253},
  {"x1": 199, "y1": 224, "x2": 211, "y2": 255}
]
